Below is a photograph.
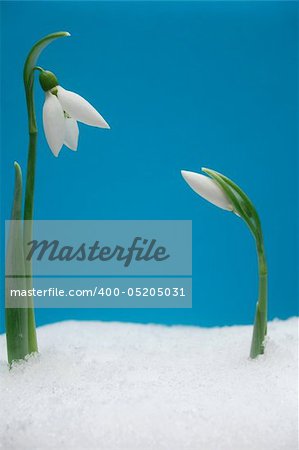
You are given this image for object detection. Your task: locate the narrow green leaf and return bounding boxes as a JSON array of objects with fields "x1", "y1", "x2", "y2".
[{"x1": 5, "y1": 163, "x2": 29, "y2": 365}]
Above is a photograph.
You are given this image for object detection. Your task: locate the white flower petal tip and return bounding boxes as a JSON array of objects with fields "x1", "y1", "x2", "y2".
[
  {"x1": 64, "y1": 118, "x2": 79, "y2": 151},
  {"x1": 57, "y1": 86, "x2": 110, "y2": 128},
  {"x1": 181, "y1": 170, "x2": 233, "y2": 211},
  {"x1": 102, "y1": 120, "x2": 110, "y2": 129},
  {"x1": 43, "y1": 92, "x2": 65, "y2": 157}
]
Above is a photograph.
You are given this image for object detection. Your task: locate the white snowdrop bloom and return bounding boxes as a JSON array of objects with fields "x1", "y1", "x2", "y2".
[
  {"x1": 181, "y1": 170, "x2": 233, "y2": 211},
  {"x1": 40, "y1": 70, "x2": 110, "y2": 157},
  {"x1": 42, "y1": 92, "x2": 66, "y2": 157}
]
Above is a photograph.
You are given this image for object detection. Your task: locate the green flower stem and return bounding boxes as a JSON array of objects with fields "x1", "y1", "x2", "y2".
[
  {"x1": 250, "y1": 237, "x2": 268, "y2": 358},
  {"x1": 23, "y1": 52, "x2": 38, "y2": 353},
  {"x1": 202, "y1": 168, "x2": 268, "y2": 359},
  {"x1": 23, "y1": 135, "x2": 38, "y2": 353}
]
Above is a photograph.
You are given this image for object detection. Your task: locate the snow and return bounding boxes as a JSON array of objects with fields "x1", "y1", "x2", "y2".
[{"x1": 0, "y1": 318, "x2": 298, "y2": 450}]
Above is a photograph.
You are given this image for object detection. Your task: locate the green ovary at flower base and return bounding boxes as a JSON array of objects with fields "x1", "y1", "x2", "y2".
[
  {"x1": 5, "y1": 32, "x2": 110, "y2": 365},
  {"x1": 181, "y1": 168, "x2": 268, "y2": 359}
]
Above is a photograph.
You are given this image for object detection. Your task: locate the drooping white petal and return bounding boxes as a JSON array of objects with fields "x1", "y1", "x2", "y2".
[
  {"x1": 57, "y1": 86, "x2": 110, "y2": 128},
  {"x1": 64, "y1": 117, "x2": 79, "y2": 151},
  {"x1": 43, "y1": 92, "x2": 65, "y2": 157},
  {"x1": 181, "y1": 170, "x2": 233, "y2": 211}
]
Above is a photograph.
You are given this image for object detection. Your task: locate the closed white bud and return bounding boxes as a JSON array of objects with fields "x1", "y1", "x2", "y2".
[{"x1": 181, "y1": 170, "x2": 233, "y2": 211}]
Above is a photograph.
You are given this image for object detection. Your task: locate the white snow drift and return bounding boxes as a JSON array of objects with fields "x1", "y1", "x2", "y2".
[{"x1": 0, "y1": 318, "x2": 298, "y2": 450}]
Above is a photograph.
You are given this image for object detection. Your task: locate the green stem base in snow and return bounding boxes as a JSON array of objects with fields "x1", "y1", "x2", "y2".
[{"x1": 250, "y1": 242, "x2": 268, "y2": 359}]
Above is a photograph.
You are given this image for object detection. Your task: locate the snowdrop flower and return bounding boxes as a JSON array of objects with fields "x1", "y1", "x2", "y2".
[
  {"x1": 181, "y1": 169, "x2": 233, "y2": 211},
  {"x1": 39, "y1": 70, "x2": 110, "y2": 157},
  {"x1": 181, "y1": 166, "x2": 268, "y2": 359}
]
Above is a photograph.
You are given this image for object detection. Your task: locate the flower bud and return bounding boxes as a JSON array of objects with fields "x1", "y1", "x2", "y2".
[
  {"x1": 39, "y1": 70, "x2": 59, "y2": 92},
  {"x1": 181, "y1": 170, "x2": 233, "y2": 211}
]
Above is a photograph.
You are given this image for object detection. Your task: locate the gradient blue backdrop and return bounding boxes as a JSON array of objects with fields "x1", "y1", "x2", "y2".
[{"x1": 1, "y1": 1, "x2": 298, "y2": 333}]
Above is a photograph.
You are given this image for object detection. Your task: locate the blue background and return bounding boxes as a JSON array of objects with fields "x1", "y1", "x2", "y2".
[{"x1": 1, "y1": 1, "x2": 298, "y2": 332}]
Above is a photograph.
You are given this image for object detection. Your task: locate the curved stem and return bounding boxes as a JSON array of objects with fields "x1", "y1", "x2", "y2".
[
  {"x1": 22, "y1": 32, "x2": 70, "y2": 354},
  {"x1": 202, "y1": 167, "x2": 269, "y2": 358}
]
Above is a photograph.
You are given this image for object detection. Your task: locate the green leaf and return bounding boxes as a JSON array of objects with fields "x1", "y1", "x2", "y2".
[{"x1": 5, "y1": 163, "x2": 29, "y2": 365}]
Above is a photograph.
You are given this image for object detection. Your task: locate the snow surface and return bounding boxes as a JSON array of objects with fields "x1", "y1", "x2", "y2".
[{"x1": 0, "y1": 318, "x2": 298, "y2": 450}]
